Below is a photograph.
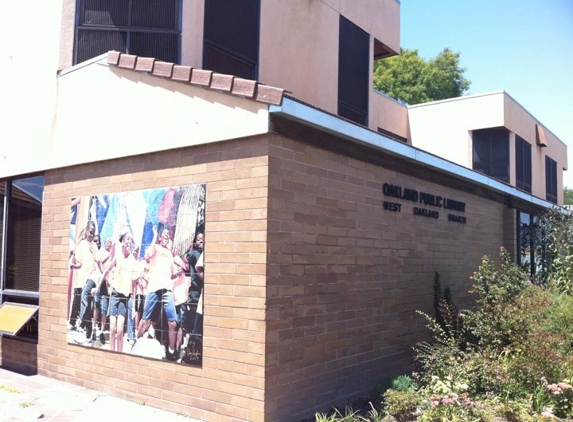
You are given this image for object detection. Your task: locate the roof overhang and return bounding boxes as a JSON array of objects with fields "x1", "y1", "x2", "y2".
[{"x1": 269, "y1": 96, "x2": 559, "y2": 213}]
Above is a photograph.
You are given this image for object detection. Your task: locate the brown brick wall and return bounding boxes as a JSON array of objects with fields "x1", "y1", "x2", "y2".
[
  {"x1": 0, "y1": 337, "x2": 38, "y2": 375},
  {"x1": 34, "y1": 133, "x2": 514, "y2": 422},
  {"x1": 39, "y1": 138, "x2": 270, "y2": 422},
  {"x1": 265, "y1": 135, "x2": 507, "y2": 420}
]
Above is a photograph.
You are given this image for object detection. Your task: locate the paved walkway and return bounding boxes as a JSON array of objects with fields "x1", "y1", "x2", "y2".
[{"x1": 0, "y1": 367, "x2": 201, "y2": 422}]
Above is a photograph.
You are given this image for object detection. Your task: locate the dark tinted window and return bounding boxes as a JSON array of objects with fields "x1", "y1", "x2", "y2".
[
  {"x1": 75, "y1": 0, "x2": 181, "y2": 64},
  {"x1": 338, "y1": 16, "x2": 369, "y2": 126},
  {"x1": 203, "y1": 0, "x2": 260, "y2": 79},
  {"x1": 515, "y1": 135, "x2": 532, "y2": 193},
  {"x1": 472, "y1": 129, "x2": 510, "y2": 183},
  {"x1": 545, "y1": 156, "x2": 558, "y2": 204}
]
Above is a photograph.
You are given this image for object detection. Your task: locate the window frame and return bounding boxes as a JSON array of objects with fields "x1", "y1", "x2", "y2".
[
  {"x1": 515, "y1": 134, "x2": 532, "y2": 193},
  {"x1": 472, "y1": 128, "x2": 510, "y2": 183},
  {"x1": 545, "y1": 156, "x2": 558, "y2": 204},
  {"x1": 74, "y1": 0, "x2": 182, "y2": 65},
  {"x1": 202, "y1": 0, "x2": 260, "y2": 80},
  {"x1": 338, "y1": 15, "x2": 370, "y2": 127},
  {"x1": 0, "y1": 175, "x2": 44, "y2": 342}
]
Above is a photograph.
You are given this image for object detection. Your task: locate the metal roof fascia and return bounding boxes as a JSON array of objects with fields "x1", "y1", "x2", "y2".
[{"x1": 269, "y1": 97, "x2": 558, "y2": 210}]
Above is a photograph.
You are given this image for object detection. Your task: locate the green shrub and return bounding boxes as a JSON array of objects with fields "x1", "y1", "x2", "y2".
[
  {"x1": 391, "y1": 375, "x2": 418, "y2": 393},
  {"x1": 411, "y1": 239, "x2": 573, "y2": 420},
  {"x1": 537, "y1": 208, "x2": 573, "y2": 292},
  {"x1": 382, "y1": 389, "x2": 421, "y2": 421},
  {"x1": 417, "y1": 392, "x2": 488, "y2": 422},
  {"x1": 315, "y1": 407, "x2": 360, "y2": 422},
  {"x1": 313, "y1": 210, "x2": 573, "y2": 422}
]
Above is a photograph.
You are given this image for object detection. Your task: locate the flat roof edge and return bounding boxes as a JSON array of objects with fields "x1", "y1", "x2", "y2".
[
  {"x1": 270, "y1": 97, "x2": 558, "y2": 210},
  {"x1": 408, "y1": 91, "x2": 567, "y2": 148}
]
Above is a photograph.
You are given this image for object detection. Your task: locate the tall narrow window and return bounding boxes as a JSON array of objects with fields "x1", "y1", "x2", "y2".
[
  {"x1": 74, "y1": 0, "x2": 181, "y2": 64},
  {"x1": 472, "y1": 129, "x2": 510, "y2": 183},
  {"x1": 515, "y1": 135, "x2": 532, "y2": 193},
  {"x1": 203, "y1": 0, "x2": 260, "y2": 80},
  {"x1": 338, "y1": 16, "x2": 369, "y2": 126},
  {"x1": 545, "y1": 156, "x2": 558, "y2": 204},
  {"x1": 517, "y1": 211, "x2": 543, "y2": 280},
  {"x1": 0, "y1": 176, "x2": 44, "y2": 340}
]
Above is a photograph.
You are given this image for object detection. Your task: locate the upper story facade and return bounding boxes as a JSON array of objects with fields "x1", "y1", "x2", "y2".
[
  {"x1": 408, "y1": 92, "x2": 568, "y2": 205},
  {"x1": 1, "y1": 0, "x2": 568, "y2": 205},
  {"x1": 58, "y1": 0, "x2": 402, "y2": 134},
  {"x1": 55, "y1": 0, "x2": 571, "y2": 206}
]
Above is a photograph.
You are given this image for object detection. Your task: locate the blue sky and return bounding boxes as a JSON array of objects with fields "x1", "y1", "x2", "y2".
[{"x1": 400, "y1": 0, "x2": 573, "y2": 187}]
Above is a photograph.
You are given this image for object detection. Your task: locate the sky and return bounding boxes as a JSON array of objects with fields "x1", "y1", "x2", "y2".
[{"x1": 400, "y1": 0, "x2": 573, "y2": 187}]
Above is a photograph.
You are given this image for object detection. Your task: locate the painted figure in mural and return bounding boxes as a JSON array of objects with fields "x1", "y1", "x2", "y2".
[
  {"x1": 94, "y1": 231, "x2": 139, "y2": 353},
  {"x1": 126, "y1": 245, "x2": 147, "y2": 345},
  {"x1": 193, "y1": 251, "x2": 204, "y2": 337},
  {"x1": 172, "y1": 254, "x2": 190, "y2": 360},
  {"x1": 135, "y1": 226, "x2": 185, "y2": 361},
  {"x1": 180, "y1": 232, "x2": 204, "y2": 363},
  {"x1": 92, "y1": 236, "x2": 112, "y2": 345},
  {"x1": 69, "y1": 220, "x2": 99, "y2": 342}
]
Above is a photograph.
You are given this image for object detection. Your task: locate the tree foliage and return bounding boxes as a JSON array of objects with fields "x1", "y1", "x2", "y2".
[
  {"x1": 564, "y1": 187, "x2": 573, "y2": 205},
  {"x1": 374, "y1": 48, "x2": 471, "y2": 105}
]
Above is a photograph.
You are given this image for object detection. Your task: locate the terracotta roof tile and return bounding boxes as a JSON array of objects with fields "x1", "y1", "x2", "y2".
[
  {"x1": 190, "y1": 69, "x2": 213, "y2": 87},
  {"x1": 135, "y1": 57, "x2": 155, "y2": 73},
  {"x1": 172, "y1": 65, "x2": 192, "y2": 82},
  {"x1": 152, "y1": 61, "x2": 174, "y2": 78},
  {"x1": 118, "y1": 54, "x2": 137, "y2": 69},
  {"x1": 232, "y1": 78, "x2": 257, "y2": 98},
  {"x1": 106, "y1": 51, "x2": 285, "y2": 106},
  {"x1": 107, "y1": 51, "x2": 121, "y2": 66},
  {"x1": 210, "y1": 73, "x2": 234, "y2": 92},
  {"x1": 255, "y1": 85, "x2": 284, "y2": 105}
]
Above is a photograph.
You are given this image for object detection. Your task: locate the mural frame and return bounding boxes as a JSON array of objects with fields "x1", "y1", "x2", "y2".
[{"x1": 67, "y1": 184, "x2": 206, "y2": 366}]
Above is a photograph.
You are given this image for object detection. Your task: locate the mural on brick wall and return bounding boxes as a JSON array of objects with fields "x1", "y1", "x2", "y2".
[{"x1": 67, "y1": 184, "x2": 206, "y2": 366}]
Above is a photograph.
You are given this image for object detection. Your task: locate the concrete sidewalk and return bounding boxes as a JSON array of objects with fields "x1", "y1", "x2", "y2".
[{"x1": 0, "y1": 367, "x2": 202, "y2": 421}]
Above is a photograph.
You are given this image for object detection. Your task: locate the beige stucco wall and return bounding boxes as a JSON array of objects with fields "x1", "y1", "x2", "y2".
[
  {"x1": 408, "y1": 92, "x2": 506, "y2": 167},
  {"x1": 259, "y1": 0, "x2": 400, "y2": 116},
  {"x1": 49, "y1": 59, "x2": 271, "y2": 171},
  {"x1": 55, "y1": 0, "x2": 402, "y2": 136},
  {"x1": 58, "y1": 0, "x2": 75, "y2": 70},
  {"x1": 371, "y1": 91, "x2": 409, "y2": 140},
  {"x1": 259, "y1": 0, "x2": 340, "y2": 113},
  {"x1": 180, "y1": 1, "x2": 204, "y2": 67},
  {"x1": 1, "y1": 55, "x2": 271, "y2": 179},
  {"x1": 408, "y1": 91, "x2": 568, "y2": 204},
  {"x1": 0, "y1": 0, "x2": 62, "y2": 180},
  {"x1": 337, "y1": 0, "x2": 400, "y2": 53},
  {"x1": 503, "y1": 94, "x2": 568, "y2": 203}
]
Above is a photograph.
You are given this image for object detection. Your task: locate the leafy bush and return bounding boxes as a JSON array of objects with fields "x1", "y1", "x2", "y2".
[
  {"x1": 537, "y1": 208, "x2": 573, "y2": 294},
  {"x1": 391, "y1": 375, "x2": 418, "y2": 393},
  {"x1": 313, "y1": 209, "x2": 573, "y2": 421},
  {"x1": 382, "y1": 389, "x2": 421, "y2": 421},
  {"x1": 315, "y1": 407, "x2": 361, "y2": 422},
  {"x1": 412, "y1": 244, "x2": 573, "y2": 419}
]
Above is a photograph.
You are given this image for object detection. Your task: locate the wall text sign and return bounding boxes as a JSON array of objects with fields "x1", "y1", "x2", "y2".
[{"x1": 382, "y1": 183, "x2": 467, "y2": 224}]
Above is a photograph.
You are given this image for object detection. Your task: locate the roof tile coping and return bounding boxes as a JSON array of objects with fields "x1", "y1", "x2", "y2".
[{"x1": 106, "y1": 51, "x2": 285, "y2": 106}]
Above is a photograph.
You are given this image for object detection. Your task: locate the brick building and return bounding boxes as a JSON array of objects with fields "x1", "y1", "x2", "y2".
[{"x1": 0, "y1": 1, "x2": 568, "y2": 421}]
